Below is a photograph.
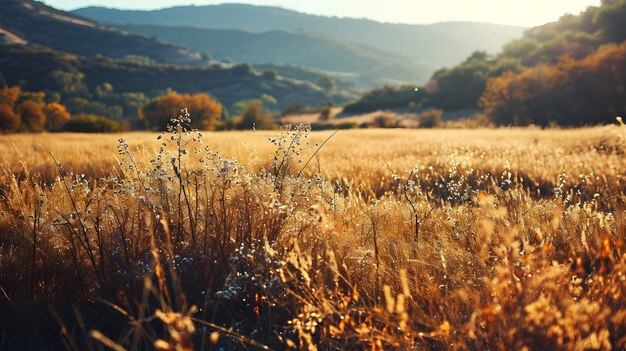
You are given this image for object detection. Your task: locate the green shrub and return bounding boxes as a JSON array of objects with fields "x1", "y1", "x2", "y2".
[
  {"x1": 235, "y1": 100, "x2": 276, "y2": 130},
  {"x1": 344, "y1": 85, "x2": 425, "y2": 113},
  {"x1": 316, "y1": 75, "x2": 336, "y2": 91},
  {"x1": 64, "y1": 114, "x2": 120, "y2": 133},
  {"x1": 231, "y1": 63, "x2": 254, "y2": 76},
  {"x1": 335, "y1": 121, "x2": 359, "y2": 129},
  {"x1": 262, "y1": 70, "x2": 278, "y2": 80}
]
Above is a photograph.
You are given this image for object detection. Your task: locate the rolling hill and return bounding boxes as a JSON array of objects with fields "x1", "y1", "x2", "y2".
[
  {"x1": 117, "y1": 24, "x2": 436, "y2": 87},
  {"x1": 0, "y1": 0, "x2": 352, "y2": 115},
  {"x1": 0, "y1": 43, "x2": 350, "y2": 112},
  {"x1": 0, "y1": 0, "x2": 206, "y2": 66},
  {"x1": 74, "y1": 4, "x2": 526, "y2": 68}
]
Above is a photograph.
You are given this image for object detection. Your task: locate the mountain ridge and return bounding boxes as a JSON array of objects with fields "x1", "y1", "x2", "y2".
[
  {"x1": 0, "y1": 0, "x2": 351, "y2": 114},
  {"x1": 0, "y1": 0, "x2": 207, "y2": 66},
  {"x1": 116, "y1": 24, "x2": 436, "y2": 87},
  {"x1": 73, "y1": 4, "x2": 526, "y2": 67},
  {"x1": 74, "y1": 3, "x2": 523, "y2": 28}
]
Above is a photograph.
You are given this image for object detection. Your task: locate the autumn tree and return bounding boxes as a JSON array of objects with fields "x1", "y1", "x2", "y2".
[
  {"x1": 428, "y1": 51, "x2": 520, "y2": 110},
  {"x1": 417, "y1": 109, "x2": 443, "y2": 128},
  {"x1": 0, "y1": 104, "x2": 20, "y2": 131},
  {"x1": 141, "y1": 91, "x2": 223, "y2": 131},
  {"x1": 44, "y1": 102, "x2": 71, "y2": 131},
  {"x1": 235, "y1": 100, "x2": 275, "y2": 130},
  {"x1": 0, "y1": 86, "x2": 22, "y2": 131},
  {"x1": 0, "y1": 86, "x2": 21, "y2": 107},
  {"x1": 480, "y1": 42, "x2": 626, "y2": 126},
  {"x1": 16, "y1": 100, "x2": 46, "y2": 132}
]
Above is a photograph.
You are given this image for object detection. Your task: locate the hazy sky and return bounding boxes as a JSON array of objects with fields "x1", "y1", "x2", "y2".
[{"x1": 45, "y1": 0, "x2": 600, "y2": 27}]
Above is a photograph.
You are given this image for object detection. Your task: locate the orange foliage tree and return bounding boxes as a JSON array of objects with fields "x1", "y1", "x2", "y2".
[
  {"x1": 480, "y1": 42, "x2": 626, "y2": 126},
  {"x1": 16, "y1": 101, "x2": 46, "y2": 132},
  {"x1": 44, "y1": 102, "x2": 72, "y2": 131},
  {"x1": 0, "y1": 87, "x2": 22, "y2": 131},
  {"x1": 141, "y1": 91, "x2": 223, "y2": 131},
  {"x1": 0, "y1": 86, "x2": 21, "y2": 107},
  {"x1": 0, "y1": 104, "x2": 20, "y2": 131},
  {"x1": 0, "y1": 87, "x2": 74, "y2": 132}
]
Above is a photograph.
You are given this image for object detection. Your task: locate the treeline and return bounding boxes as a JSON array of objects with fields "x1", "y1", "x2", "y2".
[
  {"x1": 0, "y1": 54, "x2": 279, "y2": 133},
  {"x1": 0, "y1": 61, "x2": 157, "y2": 132},
  {"x1": 0, "y1": 42, "x2": 346, "y2": 133},
  {"x1": 481, "y1": 42, "x2": 626, "y2": 126},
  {"x1": 0, "y1": 66, "x2": 151, "y2": 132},
  {"x1": 343, "y1": 85, "x2": 423, "y2": 113},
  {"x1": 0, "y1": 86, "x2": 281, "y2": 133},
  {"x1": 0, "y1": 87, "x2": 70, "y2": 132},
  {"x1": 345, "y1": 0, "x2": 626, "y2": 126},
  {"x1": 0, "y1": 85, "x2": 139, "y2": 133},
  {"x1": 142, "y1": 92, "x2": 278, "y2": 131}
]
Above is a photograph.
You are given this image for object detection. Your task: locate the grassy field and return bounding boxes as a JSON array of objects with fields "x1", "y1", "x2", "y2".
[{"x1": 1, "y1": 124, "x2": 625, "y2": 350}]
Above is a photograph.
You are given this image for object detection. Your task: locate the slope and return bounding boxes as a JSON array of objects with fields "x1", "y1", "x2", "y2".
[
  {"x1": 0, "y1": 43, "x2": 350, "y2": 111},
  {"x1": 74, "y1": 4, "x2": 526, "y2": 67},
  {"x1": 0, "y1": 0, "x2": 204, "y2": 66},
  {"x1": 118, "y1": 24, "x2": 436, "y2": 87}
]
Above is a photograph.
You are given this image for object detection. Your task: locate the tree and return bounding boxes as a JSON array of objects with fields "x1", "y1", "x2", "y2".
[
  {"x1": 44, "y1": 102, "x2": 71, "y2": 131},
  {"x1": 16, "y1": 100, "x2": 46, "y2": 132},
  {"x1": 142, "y1": 91, "x2": 223, "y2": 131},
  {"x1": 418, "y1": 109, "x2": 443, "y2": 128},
  {"x1": 0, "y1": 104, "x2": 20, "y2": 131},
  {"x1": 235, "y1": 100, "x2": 275, "y2": 130},
  {"x1": 231, "y1": 63, "x2": 254, "y2": 76},
  {"x1": 343, "y1": 85, "x2": 425, "y2": 113},
  {"x1": 427, "y1": 51, "x2": 519, "y2": 110},
  {"x1": 316, "y1": 75, "x2": 336, "y2": 92},
  {"x1": 64, "y1": 114, "x2": 120, "y2": 133},
  {"x1": 318, "y1": 105, "x2": 332, "y2": 121},
  {"x1": 46, "y1": 70, "x2": 88, "y2": 97},
  {"x1": 260, "y1": 94, "x2": 277, "y2": 106},
  {"x1": 370, "y1": 114, "x2": 400, "y2": 128},
  {"x1": 0, "y1": 86, "x2": 21, "y2": 107},
  {"x1": 595, "y1": 0, "x2": 626, "y2": 43},
  {"x1": 480, "y1": 42, "x2": 626, "y2": 126},
  {"x1": 262, "y1": 70, "x2": 278, "y2": 80},
  {"x1": 64, "y1": 97, "x2": 124, "y2": 121},
  {"x1": 200, "y1": 52, "x2": 213, "y2": 62}
]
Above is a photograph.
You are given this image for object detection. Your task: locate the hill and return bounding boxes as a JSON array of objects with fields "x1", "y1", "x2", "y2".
[
  {"x1": 117, "y1": 24, "x2": 435, "y2": 88},
  {"x1": 344, "y1": 1, "x2": 626, "y2": 126},
  {"x1": 0, "y1": 0, "x2": 205, "y2": 66},
  {"x1": 73, "y1": 4, "x2": 525, "y2": 68},
  {"x1": 0, "y1": 0, "x2": 354, "y2": 125},
  {"x1": 0, "y1": 43, "x2": 349, "y2": 112}
]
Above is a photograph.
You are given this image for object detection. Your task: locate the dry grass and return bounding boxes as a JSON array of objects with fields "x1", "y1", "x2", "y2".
[
  {"x1": 1, "y1": 120, "x2": 625, "y2": 350},
  {"x1": 3, "y1": 126, "x2": 624, "y2": 192}
]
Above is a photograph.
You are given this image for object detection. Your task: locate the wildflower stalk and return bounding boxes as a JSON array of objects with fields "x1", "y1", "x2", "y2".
[
  {"x1": 168, "y1": 108, "x2": 197, "y2": 244},
  {"x1": 50, "y1": 152, "x2": 105, "y2": 292},
  {"x1": 31, "y1": 193, "x2": 40, "y2": 296},
  {"x1": 297, "y1": 129, "x2": 340, "y2": 177}
]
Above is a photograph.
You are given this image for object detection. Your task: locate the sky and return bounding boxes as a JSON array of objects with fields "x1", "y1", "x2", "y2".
[{"x1": 44, "y1": 0, "x2": 600, "y2": 27}]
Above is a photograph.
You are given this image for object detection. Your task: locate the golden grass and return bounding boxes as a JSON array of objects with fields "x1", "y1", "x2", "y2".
[
  {"x1": 3, "y1": 126, "x2": 624, "y2": 191},
  {"x1": 0, "y1": 124, "x2": 625, "y2": 350}
]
